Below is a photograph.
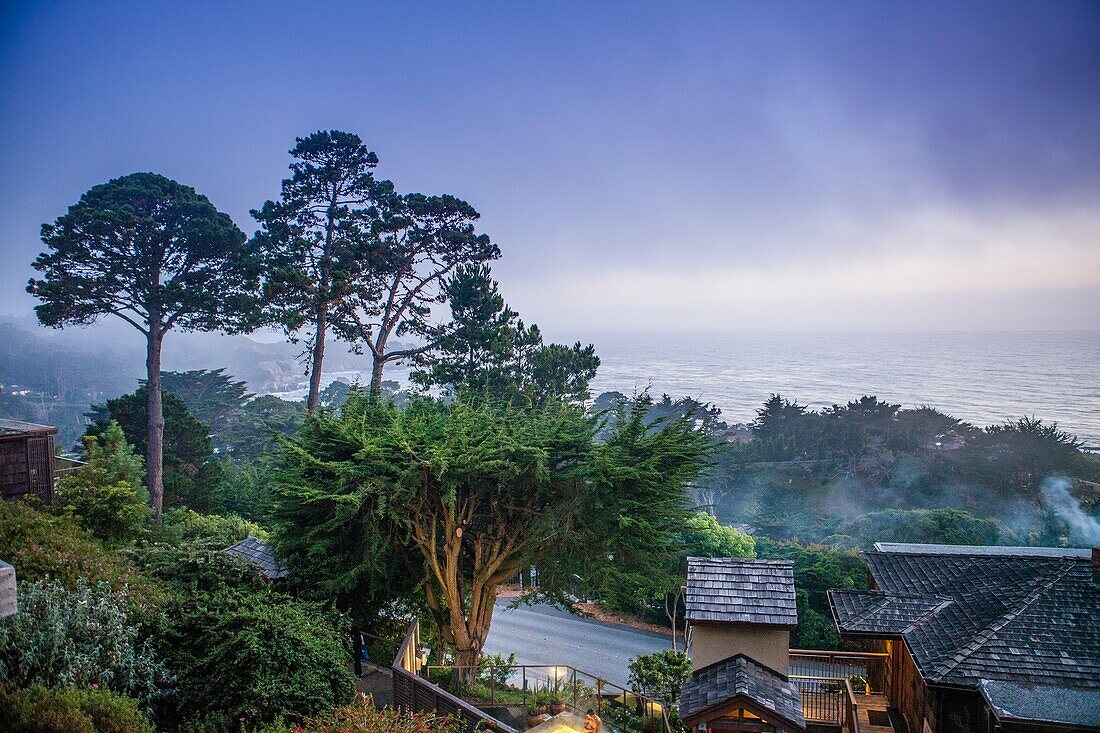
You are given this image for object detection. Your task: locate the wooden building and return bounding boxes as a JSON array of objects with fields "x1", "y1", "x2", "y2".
[
  {"x1": 0, "y1": 418, "x2": 57, "y2": 502},
  {"x1": 829, "y1": 543, "x2": 1100, "y2": 733}
]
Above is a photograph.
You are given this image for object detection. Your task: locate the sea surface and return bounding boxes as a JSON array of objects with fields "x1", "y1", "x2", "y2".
[
  {"x1": 577, "y1": 331, "x2": 1100, "y2": 446},
  {"x1": 274, "y1": 331, "x2": 1100, "y2": 446}
]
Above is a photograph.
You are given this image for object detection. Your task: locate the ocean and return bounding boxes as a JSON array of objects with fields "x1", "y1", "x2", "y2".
[
  {"x1": 280, "y1": 330, "x2": 1100, "y2": 446},
  {"x1": 578, "y1": 331, "x2": 1100, "y2": 445}
]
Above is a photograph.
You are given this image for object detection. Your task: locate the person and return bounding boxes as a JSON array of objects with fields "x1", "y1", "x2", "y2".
[{"x1": 583, "y1": 709, "x2": 601, "y2": 733}]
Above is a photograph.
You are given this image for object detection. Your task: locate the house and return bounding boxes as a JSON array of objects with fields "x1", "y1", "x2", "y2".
[
  {"x1": 0, "y1": 418, "x2": 57, "y2": 502},
  {"x1": 681, "y1": 557, "x2": 807, "y2": 733},
  {"x1": 828, "y1": 543, "x2": 1100, "y2": 733}
]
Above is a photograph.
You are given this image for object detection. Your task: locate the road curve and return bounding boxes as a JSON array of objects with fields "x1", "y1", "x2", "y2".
[{"x1": 482, "y1": 601, "x2": 673, "y2": 687}]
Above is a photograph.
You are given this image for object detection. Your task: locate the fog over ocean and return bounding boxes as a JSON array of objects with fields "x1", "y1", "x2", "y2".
[{"x1": 576, "y1": 331, "x2": 1100, "y2": 445}]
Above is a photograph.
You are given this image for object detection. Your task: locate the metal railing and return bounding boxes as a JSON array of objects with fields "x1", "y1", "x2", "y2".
[
  {"x1": 788, "y1": 650, "x2": 887, "y2": 726},
  {"x1": 424, "y1": 662, "x2": 662, "y2": 722}
]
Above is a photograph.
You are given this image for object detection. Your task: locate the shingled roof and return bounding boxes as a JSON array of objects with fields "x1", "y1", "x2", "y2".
[
  {"x1": 680, "y1": 654, "x2": 805, "y2": 731},
  {"x1": 828, "y1": 544, "x2": 1100, "y2": 728},
  {"x1": 686, "y1": 557, "x2": 798, "y2": 627},
  {"x1": 0, "y1": 418, "x2": 56, "y2": 438},
  {"x1": 224, "y1": 536, "x2": 289, "y2": 579}
]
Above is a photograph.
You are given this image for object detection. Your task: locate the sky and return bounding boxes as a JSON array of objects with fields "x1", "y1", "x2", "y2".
[{"x1": 1, "y1": 1, "x2": 1098, "y2": 336}]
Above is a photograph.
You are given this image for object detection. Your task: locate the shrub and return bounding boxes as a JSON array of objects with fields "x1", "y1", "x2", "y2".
[
  {"x1": 156, "y1": 507, "x2": 267, "y2": 547},
  {"x1": 0, "y1": 579, "x2": 171, "y2": 711},
  {"x1": 130, "y1": 540, "x2": 269, "y2": 597},
  {"x1": 247, "y1": 697, "x2": 464, "y2": 733},
  {"x1": 158, "y1": 592, "x2": 355, "y2": 730},
  {"x1": 478, "y1": 651, "x2": 516, "y2": 688},
  {"x1": 0, "y1": 499, "x2": 162, "y2": 610},
  {"x1": 52, "y1": 422, "x2": 150, "y2": 546},
  {"x1": 0, "y1": 683, "x2": 155, "y2": 733}
]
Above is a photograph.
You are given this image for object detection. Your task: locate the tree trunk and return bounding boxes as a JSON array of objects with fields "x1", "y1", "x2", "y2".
[
  {"x1": 146, "y1": 331, "x2": 165, "y2": 523},
  {"x1": 306, "y1": 306, "x2": 327, "y2": 414},
  {"x1": 369, "y1": 352, "x2": 386, "y2": 398}
]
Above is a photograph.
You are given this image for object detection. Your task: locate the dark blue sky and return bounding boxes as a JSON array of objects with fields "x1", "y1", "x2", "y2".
[{"x1": 2, "y1": 1, "x2": 1098, "y2": 333}]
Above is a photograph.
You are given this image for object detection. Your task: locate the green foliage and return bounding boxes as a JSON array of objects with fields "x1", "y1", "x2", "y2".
[
  {"x1": 28, "y1": 172, "x2": 257, "y2": 335},
  {"x1": 0, "y1": 579, "x2": 170, "y2": 710},
  {"x1": 974, "y1": 417, "x2": 1085, "y2": 496},
  {"x1": 156, "y1": 591, "x2": 355, "y2": 731},
  {"x1": 756, "y1": 538, "x2": 867, "y2": 650},
  {"x1": 130, "y1": 541, "x2": 269, "y2": 597},
  {"x1": 0, "y1": 500, "x2": 161, "y2": 609},
  {"x1": 246, "y1": 698, "x2": 465, "y2": 733},
  {"x1": 628, "y1": 650, "x2": 692, "y2": 705},
  {"x1": 680, "y1": 513, "x2": 756, "y2": 559},
  {"x1": 477, "y1": 652, "x2": 516, "y2": 688},
  {"x1": 88, "y1": 386, "x2": 221, "y2": 510},
  {"x1": 157, "y1": 507, "x2": 267, "y2": 547},
  {"x1": 0, "y1": 683, "x2": 155, "y2": 733},
  {"x1": 557, "y1": 393, "x2": 712, "y2": 617},
  {"x1": 162, "y1": 368, "x2": 253, "y2": 451},
  {"x1": 221, "y1": 395, "x2": 306, "y2": 460},
  {"x1": 211, "y1": 458, "x2": 276, "y2": 521},
  {"x1": 413, "y1": 264, "x2": 599, "y2": 404},
  {"x1": 837, "y1": 508, "x2": 1002, "y2": 548},
  {"x1": 52, "y1": 422, "x2": 151, "y2": 545}
]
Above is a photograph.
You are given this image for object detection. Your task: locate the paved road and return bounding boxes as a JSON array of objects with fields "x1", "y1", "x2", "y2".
[{"x1": 483, "y1": 601, "x2": 672, "y2": 686}]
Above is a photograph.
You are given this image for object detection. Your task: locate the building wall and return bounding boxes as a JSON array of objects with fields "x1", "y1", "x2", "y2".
[
  {"x1": 0, "y1": 435, "x2": 54, "y2": 501},
  {"x1": 691, "y1": 623, "x2": 790, "y2": 674},
  {"x1": 887, "y1": 640, "x2": 934, "y2": 733},
  {"x1": 0, "y1": 440, "x2": 30, "y2": 498}
]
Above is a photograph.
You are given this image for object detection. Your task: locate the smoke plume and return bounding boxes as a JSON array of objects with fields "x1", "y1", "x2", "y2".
[{"x1": 1039, "y1": 476, "x2": 1100, "y2": 545}]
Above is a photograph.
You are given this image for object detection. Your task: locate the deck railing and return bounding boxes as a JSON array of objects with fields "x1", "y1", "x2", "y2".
[
  {"x1": 391, "y1": 620, "x2": 518, "y2": 733},
  {"x1": 788, "y1": 650, "x2": 886, "y2": 726},
  {"x1": 843, "y1": 679, "x2": 862, "y2": 733},
  {"x1": 423, "y1": 662, "x2": 662, "y2": 723}
]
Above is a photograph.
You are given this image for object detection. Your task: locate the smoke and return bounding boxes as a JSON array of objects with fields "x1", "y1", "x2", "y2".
[{"x1": 1039, "y1": 476, "x2": 1100, "y2": 545}]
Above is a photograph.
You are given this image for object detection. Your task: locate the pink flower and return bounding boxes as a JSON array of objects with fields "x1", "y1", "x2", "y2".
[{"x1": 91, "y1": 683, "x2": 99, "y2": 689}]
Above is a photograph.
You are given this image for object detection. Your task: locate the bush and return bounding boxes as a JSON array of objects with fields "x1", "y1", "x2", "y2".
[
  {"x1": 130, "y1": 541, "x2": 269, "y2": 597},
  {"x1": 156, "y1": 507, "x2": 267, "y2": 547},
  {"x1": 0, "y1": 682, "x2": 155, "y2": 730},
  {"x1": 0, "y1": 579, "x2": 171, "y2": 711},
  {"x1": 0, "y1": 500, "x2": 162, "y2": 610},
  {"x1": 158, "y1": 592, "x2": 355, "y2": 730},
  {"x1": 247, "y1": 697, "x2": 464, "y2": 733},
  {"x1": 0, "y1": 683, "x2": 155, "y2": 733},
  {"x1": 52, "y1": 422, "x2": 150, "y2": 546}
]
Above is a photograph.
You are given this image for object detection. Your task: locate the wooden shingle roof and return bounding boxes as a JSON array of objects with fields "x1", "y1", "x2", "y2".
[
  {"x1": 829, "y1": 544, "x2": 1100, "y2": 728},
  {"x1": 686, "y1": 557, "x2": 797, "y2": 627},
  {"x1": 680, "y1": 654, "x2": 805, "y2": 731},
  {"x1": 0, "y1": 418, "x2": 57, "y2": 439}
]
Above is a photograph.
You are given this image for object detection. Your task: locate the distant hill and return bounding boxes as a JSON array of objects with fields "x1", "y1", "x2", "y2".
[{"x1": 0, "y1": 316, "x2": 409, "y2": 397}]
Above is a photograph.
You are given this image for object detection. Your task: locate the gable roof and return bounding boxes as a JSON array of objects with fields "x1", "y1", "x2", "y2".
[
  {"x1": 224, "y1": 536, "x2": 289, "y2": 579},
  {"x1": 680, "y1": 654, "x2": 805, "y2": 731},
  {"x1": 686, "y1": 557, "x2": 797, "y2": 627},
  {"x1": 979, "y1": 679, "x2": 1100, "y2": 730},
  {"x1": 829, "y1": 544, "x2": 1100, "y2": 709}
]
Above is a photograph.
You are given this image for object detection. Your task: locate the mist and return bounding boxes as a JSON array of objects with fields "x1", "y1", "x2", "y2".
[{"x1": 1040, "y1": 476, "x2": 1100, "y2": 546}]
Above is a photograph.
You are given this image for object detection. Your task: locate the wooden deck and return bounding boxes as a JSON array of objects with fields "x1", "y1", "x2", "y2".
[{"x1": 852, "y1": 692, "x2": 895, "y2": 732}]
